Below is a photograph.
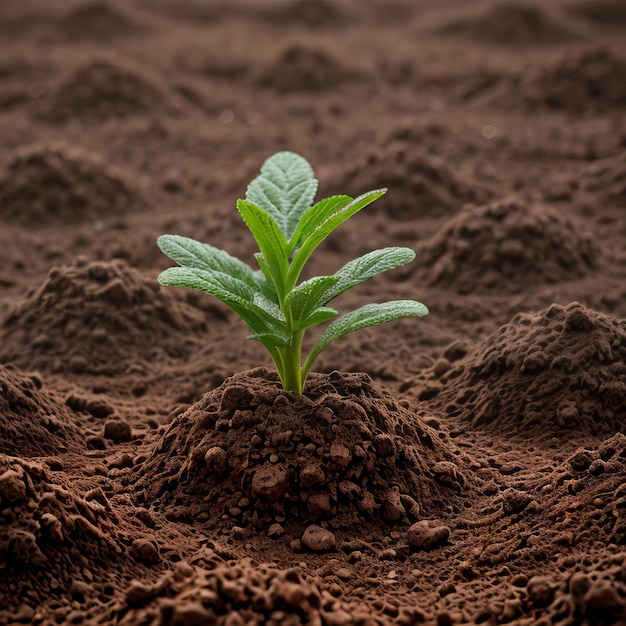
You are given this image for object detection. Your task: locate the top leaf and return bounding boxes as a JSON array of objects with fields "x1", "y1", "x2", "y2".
[{"x1": 246, "y1": 151, "x2": 318, "y2": 242}]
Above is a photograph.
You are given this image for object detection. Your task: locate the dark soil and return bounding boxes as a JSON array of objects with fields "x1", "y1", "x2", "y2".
[{"x1": 1, "y1": 1, "x2": 626, "y2": 625}]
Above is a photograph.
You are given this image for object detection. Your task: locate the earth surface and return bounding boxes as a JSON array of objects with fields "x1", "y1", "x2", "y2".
[{"x1": 1, "y1": 1, "x2": 626, "y2": 624}]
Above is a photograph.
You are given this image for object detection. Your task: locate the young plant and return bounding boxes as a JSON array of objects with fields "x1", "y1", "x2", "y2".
[{"x1": 157, "y1": 151, "x2": 428, "y2": 393}]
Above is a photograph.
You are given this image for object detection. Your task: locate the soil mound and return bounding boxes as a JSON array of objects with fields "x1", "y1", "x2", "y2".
[
  {"x1": 514, "y1": 47, "x2": 626, "y2": 113},
  {"x1": 60, "y1": 1, "x2": 142, "y2": 41},
  {"x1": 0, "y1": 365, "x2": 85, "y2": 457},
  {"x1": 415, "y1": 197, "x2": 599, "y2": 294},
  {"x1": 420, "y1": 302, "x2": 626, "y2": 438},
  {"x1": 40, "y1": 57, "x2": 174, "y2": 123},
  {"x1": 257, "y1": 43, "x2": 359, "y2": 93},
  {"x1": 0, "y1": 258, "x2": 208, "y2": 375},
  {"x1": 116, "y1": 560, "x2": 376, "y2": 626},
  {"x1": 256, "y1": 0, "x2": 349, "y2": 29},
  {"x1": 0, "y1": 143, "x2": 142, "y2": 226},
  {"x1": 137, "y1": 369, "x2": 470, "y2": 531},
  {"x1": 0, "y1": 454, "x2": 129, "y2": 617},
  {"x1": 330, "y1": 144, "x2": 489, "y2": 220},
  {"x1": 579, "y1": 150, "x2": 626, "y2": 206},
  {"x1": 568, "y1": 0, "x2": 626, "y2": 25},
  {"x1": 439, "y1": 2, "x2": 580, "y2": 45}
]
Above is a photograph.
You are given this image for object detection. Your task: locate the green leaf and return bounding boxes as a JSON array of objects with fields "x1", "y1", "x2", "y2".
[
  {"x1": 303, "y1": 300, "x2": 429, "y2": 377},
  {"x1": 236, "y1": 199, "x2": 289, "y2": 293},
  {"x1": 288, "y1": 189, "x2": 386, "y2": 286},
  {"x1": 288, "y1": 194, "x2": 352, "y2": 254},
  {"x1": 322, "y1": 247, "x2": 416, "y2": 303},
  {"x1": 158, "y1": 266, "x2": 287, "y2": 338},
  {"x1": 246, "y1": 151, "x2": 318, "y2": 241},
  {"x1": 247, "y1": 331, "x2": 290, "y2": 348},
  {"x1": 157, "y1": 234, "x2": 257, "y2": 286},
  {"x1": 301, "y1": 306, "x2": 338, "y2": 329},
  {"x1": 284, "y1": 275, "x2": 339, "y2": 329}
]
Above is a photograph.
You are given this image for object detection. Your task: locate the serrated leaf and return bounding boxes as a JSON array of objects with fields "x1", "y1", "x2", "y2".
[
  {"x1": 288, "y1": 189, "x2": 386, "y2": 286},
  {"x1": 322, "y1": 247, "x2": 416, "y2": 304},
  {"x1": 288, "y1": 194, "x2": 352, "y2": 254},
  {"x1": 237, "y1": 199, "x2": 289, "y2": 293},
  {"x1": 284, "y1": 275, "x2": 339, "y2": 329},
  {"x1": 157, "y1": 234, "x2": 257, "y2": 286},
  {"x1": 246, "y1": 151, "x2": 318, "y2": 241},
  {"x1": 158, "y1": 266, "x2": 287, "y2": 338},
  {"x1": 303, "y1": 300, "x2": 429, "y2": 378}
]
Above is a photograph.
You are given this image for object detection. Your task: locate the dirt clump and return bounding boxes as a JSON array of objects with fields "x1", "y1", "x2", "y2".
[
  {"x1": 329, "y1": 144, "x2": 490, "y2": 220},
  {"x1": 39, "y1": 56, "x2": 176, "y2": 123},
  {"x1": 415, "y1": 196, "x2": 599, "y2": 294},
  {"x1": 0, "y1": 143, "x2": 143, "y2": 226},
  {"x1": 137, "y1": 369, "x2": 471, "y2": 531},
  {"x1": 417, "y1": 302, "x2": 626, "y2": 438},
  {"x1": 115, "y1": 559, "x2": 379, "y2": 626},
  {"x1": 438, "y1": 2, "x2": 582, "y2": 45},
  {"x1": 0, "y1": 365, "x2": 85, "y2": 457},
  {"x1": 0, "y1": 258, "x2": 208, "y2": 375},
  {"x1": 257, "y1": 43, "x2": 361, "y2": 93},
  {"x1": 0, "y1": 454, "x2": 147, "y2": 620}
]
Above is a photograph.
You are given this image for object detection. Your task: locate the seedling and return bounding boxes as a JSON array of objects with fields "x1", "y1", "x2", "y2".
[{"x1": 157, "y1": 151, "x2": 428, "y2": 393}]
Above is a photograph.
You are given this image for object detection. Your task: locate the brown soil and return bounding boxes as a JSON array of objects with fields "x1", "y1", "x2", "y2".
[{"x1": 1, "y1": 1, "x2": 626, "y2": 625}]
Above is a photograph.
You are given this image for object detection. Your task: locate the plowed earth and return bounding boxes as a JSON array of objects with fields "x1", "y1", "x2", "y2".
[{"x1": 1, "y1": 1, "x2": 626, "y2": 625}]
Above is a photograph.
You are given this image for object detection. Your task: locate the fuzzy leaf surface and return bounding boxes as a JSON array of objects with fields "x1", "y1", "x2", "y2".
[
  {"x1": 288, "y1": 189, "x2": 386, "y2": 285},
  {"x1": 246, "y1": 151, "x2": 318, "y2": 241},
  {"x1": 322, "y1": 247, "x2": 416, "y2": 304},
  {"x1": 304, "y1": 300, "x2": 429, "y2": 376},
  {"x1": 158, "y1": 266, "x2": 287, "y2": 339},
  {"x1": 288, "y1": 194, "x2": 352, "y2": 254},
  {"x1": 285, "y1": 275, "x2": 339, "y2": 329},
  {"x1": 157, "y1": 234, "x2": 256, "y2": 286},
  {"x1": 236, "y1": 199, "x2": 289, "y2": 292}
]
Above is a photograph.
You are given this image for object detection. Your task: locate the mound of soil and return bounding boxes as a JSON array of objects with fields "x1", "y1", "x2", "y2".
[
  {"x1": 417, "y1": 302, "x2": 626, "y2": 438},
  {"x1": 40, "y1": 56, "x2": 175, "y2": 123},
  {"x1": 0, "y1": 258, "x2": 208, "y2": 375},
  {"x1": 115, "y1": 560, "x2": 378, "y2": 626},
  {"x1": 0, "y1": 143, "x2": 142, "y2": 226},
  {"x1": 514, "y1": 47, "x2": 626, "y2": 113},
  {"x1": 257, "y1": 43, "x2": 360, "y2": 93},
  {"x1": 137, "y1": 369, "x2": 471, "y2": 531},
  {"x1": 439, "y1": 2, "x2": 581, "y2": 45},
  {"x1": 0, "y1": 365, "x2": 85, "y2": 457},
  {"x1": 329, "y1": 144, "x2": 490, "y2": 220},
  {"x1": 568, "y1": 0, "x2": 626, "y2": 25},
  {"x1": 59, "y1": 1, "x2": 143, "y2": 41},
  {"x1": 579, "y1": 150, "x2": 626, "y2": 206},
  {"x1": 255, "y1": 0, "x2": 349, "y2": 29},
  {"x1": 415, "y1": 196, "x2": 599, "y2": 294},
  {"x1": 0, "y1": 454, "x2": 135, "y2": 619}
]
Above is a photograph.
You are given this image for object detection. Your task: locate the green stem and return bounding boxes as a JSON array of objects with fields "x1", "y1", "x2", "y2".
[{"x1": 278, "y1": 330, "x2": 305, "y2": 393}]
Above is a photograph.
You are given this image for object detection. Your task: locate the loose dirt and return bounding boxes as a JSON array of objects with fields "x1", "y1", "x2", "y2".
[{"x1": 1, "y1": 1, "x2": 625, "y2": 625}]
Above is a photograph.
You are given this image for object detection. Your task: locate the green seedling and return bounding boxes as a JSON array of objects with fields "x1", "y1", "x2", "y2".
[{"x1": 157, "y1": 151, "x2": 428, "y2": 393}]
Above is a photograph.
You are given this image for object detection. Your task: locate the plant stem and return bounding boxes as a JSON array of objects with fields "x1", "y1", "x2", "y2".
[{"x1": 279, "y1": 330, "x2": 305, "y2": 393}]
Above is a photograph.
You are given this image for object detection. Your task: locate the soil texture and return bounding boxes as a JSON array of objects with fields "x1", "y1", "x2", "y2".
[{"x1": 1, "y1": 1, "x2": 626, "y2": 625}]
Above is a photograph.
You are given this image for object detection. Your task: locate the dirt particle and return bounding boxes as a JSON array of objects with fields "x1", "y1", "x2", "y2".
[
  {"x1": 104, "y1": 419, "x2": 132, "y2": 443},
  {"x1": 302, "y1": 525, "x2": 336, "y2": 552},
  {"x1": 407, "y1": 520, "x2": 450, "y2": 551}
]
